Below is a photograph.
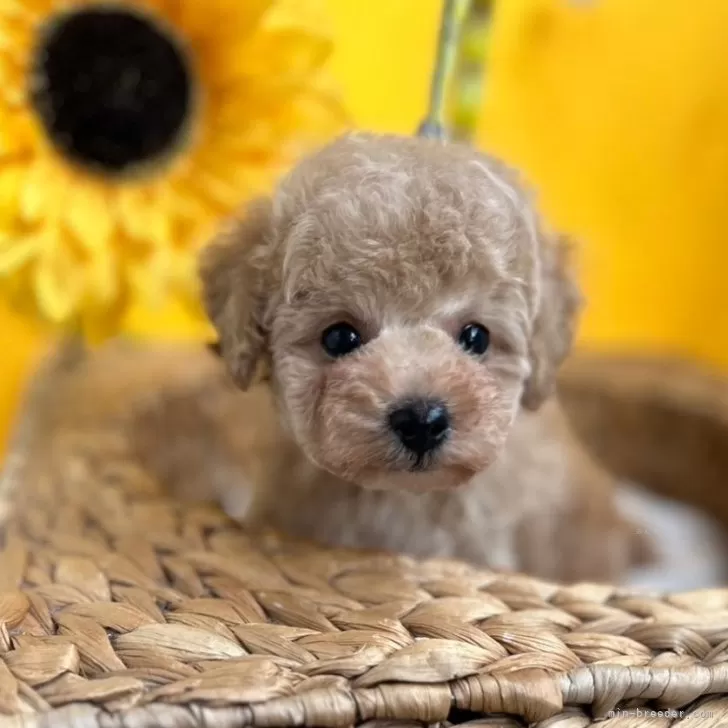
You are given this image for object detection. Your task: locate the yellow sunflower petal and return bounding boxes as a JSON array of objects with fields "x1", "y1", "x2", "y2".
[
  {"x1": 19, "y1": 157, "x2": 55, "y2": 224},
  {"x1": 0, "y1": 165, "x2": 23, "y2": 225},
  {"x1": 19, "y1": 160, "x2": 47, "y2": 223},
  {"x1": 0, "y1": 56, "x2": 22, "y2": 98},
  {"x1": 176, "y1": 0, "x2": 273, "y2": 41},
  {"x1": 33, "y1": 231, "x2": 83, "y2": 323},
  {"x1": 207, "y1": 121, "x2": 277, "y2": 157},
  {"x1": 169, "y1": 248, "x2": 200, "y2": 289},
  {"x1": 288, "y1": 75, "x2": 349, "y2": 131},
  {"x1": 0, "y1": 107, "x2": 35, "y2": 155},
  {"x1": 0, "y1": 0, "x2": 46, "y2": 22},
  {"x1": 168, "y1": 182, "x2": 216, "y2": 225},
  {"x1": 0, "y1": 233, "x2": 38, "y2": 274},
  {"x1": 116, "y1": 186, "x2": 172, "y2": 245},
  {"x1": 183, "y1": 169, "x2": 247, "y2": 210},
  {"x1": 64, "y1": 179, "x2": 113, "y2": 250},
  {"x1": 215, "y1": 28, "x2": 331, "y2": 85},
  {"x1": 87, "y1": 254, "x2": 118, "y2": 308},
  {"x1": 125, "y1": 247, "x2": 174, "y2": 306},
  {"x1": 0, "y1": 14, "x2": 34, "y2": 59}
]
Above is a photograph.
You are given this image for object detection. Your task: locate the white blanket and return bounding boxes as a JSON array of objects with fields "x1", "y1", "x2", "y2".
[{"x1": 619, "y1": 483, "x2": 728, "y2": 591}]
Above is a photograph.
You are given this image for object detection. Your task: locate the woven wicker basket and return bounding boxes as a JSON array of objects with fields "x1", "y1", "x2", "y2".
[{"x1": 1, "y1": 343, "x2": 728, "y2": 727}]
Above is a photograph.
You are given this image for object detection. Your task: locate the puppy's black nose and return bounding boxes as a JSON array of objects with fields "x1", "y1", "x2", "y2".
[{"x1": 388, "y1": 400, "x2": 450, "y2": 455}]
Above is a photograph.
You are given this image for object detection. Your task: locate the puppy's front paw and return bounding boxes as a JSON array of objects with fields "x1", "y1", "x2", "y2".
[
  {"x1": 516, "y1": 504, "x2": 651, "y2": 584},
  {"x1": 127, "y1": 385, "x2": 259, "y2": 522},
  {"x1": 563, "y1": 510, "x2": 654, "y2": 584},
  {"x1": 217, "y1": 471, "x2": 255, "y2": 521}
]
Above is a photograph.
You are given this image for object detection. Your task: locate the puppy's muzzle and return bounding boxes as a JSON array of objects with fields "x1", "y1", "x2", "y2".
[{"x1": 388, "y1": 399, "x2": 450, "y2": 457}]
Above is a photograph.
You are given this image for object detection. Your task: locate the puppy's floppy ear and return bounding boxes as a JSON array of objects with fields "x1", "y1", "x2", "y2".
[
  {"x1": 199, "y1": 198, "x2": 273, "y2": 390},
  {"x1": 522, "y1": 235, "x2": 582, "y2": 410}
]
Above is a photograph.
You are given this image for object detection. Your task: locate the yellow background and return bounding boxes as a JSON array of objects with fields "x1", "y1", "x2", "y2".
[{"x1": 3, "y1": 0, "x2": 728, "y2": 451}]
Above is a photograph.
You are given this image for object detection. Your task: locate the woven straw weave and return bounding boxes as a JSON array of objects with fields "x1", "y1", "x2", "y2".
[{"x1": 1, "y1": 344, "x2": 728, "y2": 727}]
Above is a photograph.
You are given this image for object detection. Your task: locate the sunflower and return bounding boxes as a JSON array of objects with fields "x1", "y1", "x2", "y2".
[{"x1": 0, "y1": 0, "x2": 344, "y2": 340}]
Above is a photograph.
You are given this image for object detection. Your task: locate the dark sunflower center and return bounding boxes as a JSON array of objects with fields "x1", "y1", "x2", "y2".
[{"x1": 31, "y1": 6, "x2": 194, "y2": 175}]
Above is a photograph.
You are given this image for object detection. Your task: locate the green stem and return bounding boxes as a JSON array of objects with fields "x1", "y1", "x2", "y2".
[
  {"x1": 418, "y1": 0, "x2": 473, "y2": 140},
  {"x1": 450, "y1": 0, "x2": 492, "y2": 142}
]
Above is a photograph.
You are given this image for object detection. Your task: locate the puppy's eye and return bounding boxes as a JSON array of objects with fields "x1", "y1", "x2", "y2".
[
  {"x1": 321, "y1": 323, "x2": 362, "y2": 358},
  {"x1": 458, "y1": 323, "x2": 490, "y2": 356}
]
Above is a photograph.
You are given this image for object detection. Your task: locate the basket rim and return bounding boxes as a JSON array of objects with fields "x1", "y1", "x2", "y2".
[{"x1": 3, "y1": 343, "x2": 728, "y2": 727}]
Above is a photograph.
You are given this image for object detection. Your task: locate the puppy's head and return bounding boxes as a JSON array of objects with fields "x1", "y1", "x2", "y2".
[{"x1": 200, "y1": 133, "x2": 580, "y2": 490}]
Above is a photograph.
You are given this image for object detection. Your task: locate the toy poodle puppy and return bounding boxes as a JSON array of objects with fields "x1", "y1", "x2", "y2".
[{"x1": 196, "y1": 131, "x2": 646, "y2": 582}]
